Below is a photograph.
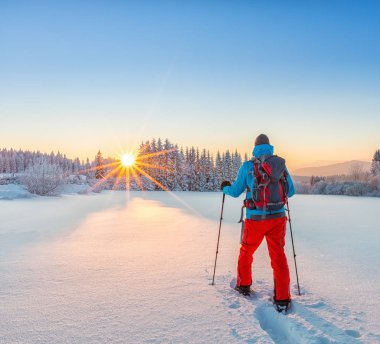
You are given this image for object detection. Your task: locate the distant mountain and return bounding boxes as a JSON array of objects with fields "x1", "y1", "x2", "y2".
[{"x1": 292, "y1": 160, "x2": 371, "y2": 177}]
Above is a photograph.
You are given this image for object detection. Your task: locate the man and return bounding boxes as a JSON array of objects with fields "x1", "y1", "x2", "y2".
[{"x1": 221, "y1": 134, "x2": 295, "y2": 312}]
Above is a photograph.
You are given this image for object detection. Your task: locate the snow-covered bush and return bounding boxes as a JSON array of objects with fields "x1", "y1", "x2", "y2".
[
  {"x1": 22, "y1": 158, "x2": 64, "y2": 196},
  {"x1": 311, "y1": 181, "x2": 328, "y2": 194},
  {"x1": 368, "y1": 175, "x2": 380, "y2": 196},
  {"x1": 344, "y1": 182, "x2": 371, "y2": 196},
  {"x1": 311, "y1": 181, "x2": 371, "y2": 197},
  {"x1": 293, "y1": 181, "x2": 310, "y2": 194},
  {"x1": 0, "y1": 173, "x2": 17, "y2": 185},
  {"x1": 67, "y1": 174, "x2": 87, "y2": 184}
]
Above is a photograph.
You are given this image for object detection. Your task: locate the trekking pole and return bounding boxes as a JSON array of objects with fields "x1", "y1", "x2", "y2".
[
  {"x1": 286, "y1": 201, "x2": 301, "y2": 296},
  {"x1": 211, "y1": 193, "x2": 226, "y2": 285}
]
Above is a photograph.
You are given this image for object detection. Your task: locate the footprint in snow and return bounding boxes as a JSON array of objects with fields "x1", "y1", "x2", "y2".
[
  {"x1": 229, "y1": 300, "x2": 241, "y2": 309},
  {"x1": 344, "y1": 329, "x2": 361, "y2": 338}
]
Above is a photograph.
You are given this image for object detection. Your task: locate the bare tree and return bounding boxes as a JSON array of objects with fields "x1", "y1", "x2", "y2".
[
  {"x1": 349, "y1": 162, "x2": 365, "y2": 181},
  {"x1": 22, "y1": 158, "x2": 64, "y2": 195}
]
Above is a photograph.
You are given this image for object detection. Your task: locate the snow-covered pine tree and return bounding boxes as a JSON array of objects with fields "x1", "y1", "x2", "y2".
[
  {"x1": 169, "y1": 141, "x2": 180, "y2": 190},
  {"x1": 175, "y1": 147, "x2": 188, "y2": 191},
  {"x1": 215, "y1": 151, "x2": 223, "y2": 188},
  {"x1": 0, "y1": 151, "x2": 5, "y2": 173},
  {"x1": 162, "y1": 139, "x2": 175, "y2": 190},
  {"x1": 9, "y1": 149, "x2": 17, "y2": 174},
  {"x1": 197, "y1": 149, "x2": 208, "y2": 191},
  {"x1": 141, "y1": 140, "x2": 155, "y2": 190},
  {"x1": 95, "y1": 151, "x2": 105, "y2": 179},
  {"x1": 371, "y1": 149, "x2": 380, "y2": 176},
  {"x1": 150, "y1": 138, "x2": 160, "y2": 189},
  {"x1": 4, "y1": 156, "x2": 11, "y2": 174},
  {"x1": 231, "y1": 150, "x2": 242, "y2": 181},
  {"x1": 184, "y1": 147, "x2": 197, "y2": 191},
  {"x1": 73, "y1": 158, "x2": 81, "y2": 175},
  {"x1": 135, "y1": 141, "x2": 147, "y2": 189},
  {"x1": 154, "y1": 138, "x2": 164, "y2": 188},
  {"x1": 223, "y1": 150, "x2": 232, "y2": 182},
  {"x1": 205, "y1": 151, "x2": 216, "y2": 191}
]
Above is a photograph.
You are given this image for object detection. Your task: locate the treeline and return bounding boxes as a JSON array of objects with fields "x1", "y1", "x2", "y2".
[
  {"x1": 0, "y1": 139, "x2": 247, "y2": 193},
  {"x1": 0, "y1": 148, "x2": 88, "y2": 175},
  {"x1": 93, "y1": 138, "x2": 245, "y2": 191},
  {"x1": 294, "y1": 150, "x2": 380, "y2": 197},
  {"x1": 2, "y1": 143, "x2": 379, "y2": 197}
]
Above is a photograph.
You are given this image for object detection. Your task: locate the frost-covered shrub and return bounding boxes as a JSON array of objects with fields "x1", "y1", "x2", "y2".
[
  {"x1": 67, "y1": 174, "x2": 87, "y2": 184},
  {"x1": 367, "y1": 175, "x2": 380, "y2": 196},
  {"x1": 312, "y1": 181, "x2": 372, "y2": 197},
  {"x1": 293, "y1": 181, "x2": 310, "y2": 194},
  {"x1": 311, "y1": 181, "x2": 328, "y2": 194},
  {"x1": 344, "y1": 182, "x2": 371, "y2": 196},
  {"x1": 22, "y1": 158, "x2": 64, "y2": 196},
  {"x1": 325, "y1": 182, "x2": 344, "y2": 195},
  {"x1": 0, "y1": 174, "x2": 17, "y2": 185}
]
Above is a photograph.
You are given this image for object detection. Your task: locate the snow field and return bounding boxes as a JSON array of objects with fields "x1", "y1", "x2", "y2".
[{"x1": 0, "y1": 192, "x2": 379, "y2": 343}]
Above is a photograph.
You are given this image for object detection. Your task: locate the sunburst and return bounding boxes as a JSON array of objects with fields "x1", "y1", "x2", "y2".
[
  {"x1": 120, "y1": 154, "x2": 136, "y2": 168},
  {"x1": 79, "y1": 148, "x2": 176, "y2": 192},
  {"x1": 76, "y1": 146, "x2": 200, "y2": 216}
]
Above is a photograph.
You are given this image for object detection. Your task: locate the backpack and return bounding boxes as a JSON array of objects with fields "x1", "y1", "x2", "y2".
[{"x1": 247, "y1": 155, "x2": 289, "y2": 211}]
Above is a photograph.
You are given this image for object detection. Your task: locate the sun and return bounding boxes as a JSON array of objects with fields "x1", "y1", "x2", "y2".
[{"x1": 120, "y1": 153, "x2": 136, "y2": 167}]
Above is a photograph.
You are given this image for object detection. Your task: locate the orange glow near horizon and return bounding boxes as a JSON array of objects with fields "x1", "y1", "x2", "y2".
[
  {"x1": 78, "y1": 148, "x2": 177, "y2": 193},
  {"x1": 77, "y1": 147, "x2": 199, "y2": 216}
]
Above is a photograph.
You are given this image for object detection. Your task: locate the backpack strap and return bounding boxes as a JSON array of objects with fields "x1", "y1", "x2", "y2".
[
  {"x1": 250, "y1": 157, "x2": 271, "y2": 208},
  {"x1": 281, "y1": 168, "x2": 289, "y2": 200},
  {"x1": 252, "y1": 157, "x2": 271, "y2": 187}
]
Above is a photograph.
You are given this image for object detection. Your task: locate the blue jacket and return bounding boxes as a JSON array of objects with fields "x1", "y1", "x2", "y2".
[{"x1": 223, "y1": 144, "x2": 295, "y2": 218}]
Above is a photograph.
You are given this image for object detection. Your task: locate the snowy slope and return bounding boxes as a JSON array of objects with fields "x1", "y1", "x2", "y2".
[{"x1": 0, "y1": 192, "x2": 379, "y2": 343}]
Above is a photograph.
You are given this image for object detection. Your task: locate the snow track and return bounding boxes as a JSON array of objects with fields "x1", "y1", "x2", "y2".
[{"x1": 214, "y1": 277, "x2": 372, "y2": 344}]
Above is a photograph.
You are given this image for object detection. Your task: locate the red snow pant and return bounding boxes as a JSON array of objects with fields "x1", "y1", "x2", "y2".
[{"x1": 237, "y1": 216, "x2": 290, "y2": 301}]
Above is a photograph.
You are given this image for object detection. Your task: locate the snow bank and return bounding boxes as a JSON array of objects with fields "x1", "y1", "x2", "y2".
[
  {"x1": 0, "y1": 181, "x2": 92, "y2": 200},
  {"x1": 0, "y1": 184, "x2": 32, "y2": 200}
]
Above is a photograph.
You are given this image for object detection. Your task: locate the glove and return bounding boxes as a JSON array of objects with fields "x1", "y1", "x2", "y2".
[{"x1": 220, "y1": 180, "x2": 231, "y2": 190}]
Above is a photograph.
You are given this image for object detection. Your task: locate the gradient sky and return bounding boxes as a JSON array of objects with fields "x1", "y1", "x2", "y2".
[{"x1": 1, "y1": 0, "x2": 379, "y2": 170}]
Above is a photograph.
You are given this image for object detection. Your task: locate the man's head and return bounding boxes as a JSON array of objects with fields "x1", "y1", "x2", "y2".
[{"x1": 255, "y1": 134, "x2": 270, "y2": 146}]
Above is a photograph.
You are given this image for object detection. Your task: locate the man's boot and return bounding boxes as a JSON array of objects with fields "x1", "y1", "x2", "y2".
[{"x1": 234, "y1": 285, "x2": 251, "y2": 296}]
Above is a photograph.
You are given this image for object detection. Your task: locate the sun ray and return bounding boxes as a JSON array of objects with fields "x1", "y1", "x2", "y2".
[
  {"x1": 134, "y1": 165, "x2": 200, "y2": 216},
  {"x1": 136, "y1": 148, "x2": 177, "y2": 161},
  {"x1": 91, "y1": 166, "x2": 122, "y2": 191},
  {"x1": 135, "y1": 161, "x2": 172, "y2": 172},
  {"x1": 125, "y1": 167, "x2": 130, "y2": 192},
  {"x1": 77, "y1": 162, "x2": 119, "y2": 175},
  {"x1": 112, "y1": 168, "x2": 125, "y2": 191},
  {"x1": 130, "y1": 167, "x2": 144, "y2": 191},
  {"x1": 69, "y1": 146, "x2": 201, "y2": 217},
  {"x1": 134, "y1": 165, "x2": 169, "y2": 191}
]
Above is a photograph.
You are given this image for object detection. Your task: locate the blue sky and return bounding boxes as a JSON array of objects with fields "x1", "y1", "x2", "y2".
[{"x1": 1, "y1": 0, "x2": 379, "y2": 169}]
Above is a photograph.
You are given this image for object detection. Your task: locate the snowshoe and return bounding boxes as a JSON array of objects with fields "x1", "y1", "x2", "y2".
[
  {"x1": 273, "y1": 297, "x2": 291, "y2": 313},
  {"x1": 234, "y1": 285, "x2": 252, "y2": 297}
]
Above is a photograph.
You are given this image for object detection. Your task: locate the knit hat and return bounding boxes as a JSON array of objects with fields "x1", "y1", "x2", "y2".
[{"x1": 255, "y1": 134, "x2": 270, "y2": 146}]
